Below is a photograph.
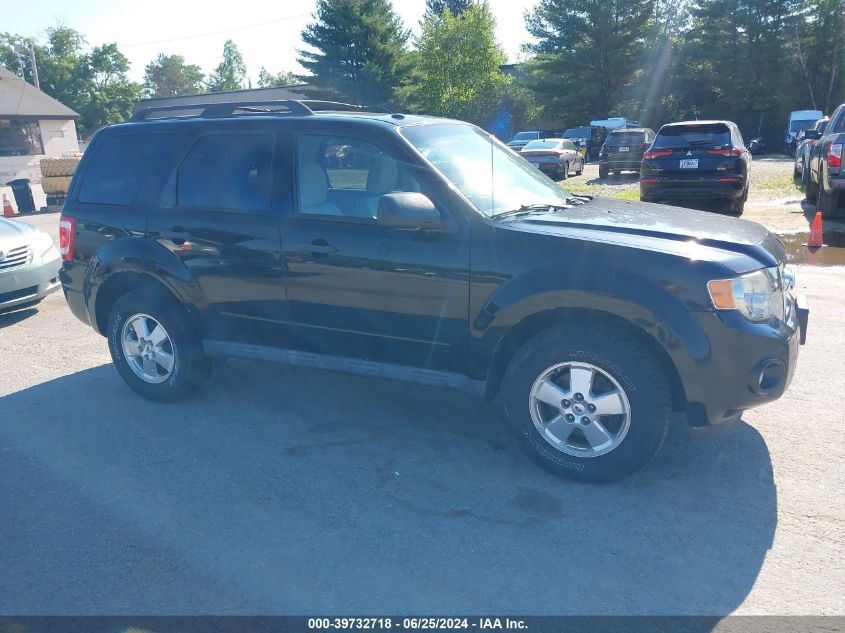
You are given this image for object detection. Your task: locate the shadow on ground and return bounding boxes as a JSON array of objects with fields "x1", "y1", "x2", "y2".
[
  {"x1": 0, "y1": 361, "x2": 776, "y2": 615},
  {"x1": 0, "y1": 306, "x2": 39, "y2": 329},
  {"x1": 585, "y1": 172, "x2": 640, "y2": 186}
]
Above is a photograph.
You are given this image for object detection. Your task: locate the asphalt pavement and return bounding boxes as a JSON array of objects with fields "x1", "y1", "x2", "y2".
[{"x1": 0, "y1": 213, "x2": 842, "y2": 615}]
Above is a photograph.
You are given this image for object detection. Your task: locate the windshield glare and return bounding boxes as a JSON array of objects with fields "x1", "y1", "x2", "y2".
[
  {"x1": 403, "y1": 123, "x2": 571, "y2": 217},
  {"x1": 524, "y1": 140, "x2": 562, "y2": 150},
  {"x1": 790, "y1": 120, "x2": 818, "y2": 132}
]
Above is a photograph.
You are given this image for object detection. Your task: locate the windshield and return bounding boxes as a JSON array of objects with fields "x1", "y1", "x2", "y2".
[
  {"x1": 653, "y1": 124, "x2": 731, "y2": 148},
  {"x1": 403, "y1": 123, "x2": 571, "y2": 217},
  {"x1": 563, "y1": 128, "x2": 591, "y2": 138},
  {"x1": 523, "y1": 139, "x2": 562, "y2": 150},
  {"x1": 790, "y1": 119, "x2": 818, "y2": 132},
  {"x1": 512, "y1": 131, "x2": 539, "y2": 141}
]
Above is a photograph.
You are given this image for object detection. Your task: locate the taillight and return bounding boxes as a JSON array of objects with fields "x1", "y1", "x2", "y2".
[
  {"x1": 59, "y1": 214, "x2": 76, "y2": 261},
  {"x1": 643, "y1": 150, "x2": 673, "y2": 159},
  {"x1": 706, "y1": 148, "x2": 743, "y2": 157},
  {"x1": 829, "y1": 143, "x2": 842, "y2": 169}
]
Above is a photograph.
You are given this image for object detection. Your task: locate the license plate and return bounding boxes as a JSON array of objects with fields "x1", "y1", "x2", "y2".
[
  {"x1": 680, "y1": 159, "x2": 699, "y2": 169},
  {"x1": 619, "y1": 146, "x2": 630, "y2": 152}
]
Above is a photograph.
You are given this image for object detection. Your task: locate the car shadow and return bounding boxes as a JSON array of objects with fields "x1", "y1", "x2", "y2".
[
  {"x1": 585, "y1": 172, "x2": 640, "y2": 186},
  {"x1": 0, "y1": 305, "x2": 39, "y2": 328},
  {"x1": 0, "y1": 361, "x2": 776, "y2": 617}
]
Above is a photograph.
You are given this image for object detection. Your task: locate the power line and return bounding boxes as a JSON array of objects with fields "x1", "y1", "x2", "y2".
[{"x1": 121, "y1": 12, "x2": 311, "y2": 48}]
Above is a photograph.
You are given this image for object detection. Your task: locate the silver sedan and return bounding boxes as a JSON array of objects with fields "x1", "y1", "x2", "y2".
[{"x1": 0, "y1": 217, "x2": 61, "y2": 312}]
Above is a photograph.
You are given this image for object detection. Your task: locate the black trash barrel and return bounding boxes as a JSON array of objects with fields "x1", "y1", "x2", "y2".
[{"x1": 7, "y1": 179, "x2": 36, "y2": 214}]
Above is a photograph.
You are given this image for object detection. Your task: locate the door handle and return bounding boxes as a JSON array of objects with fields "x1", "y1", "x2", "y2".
[{"x1": 300, "y1": 240, "x2": 337, "y2": 255}]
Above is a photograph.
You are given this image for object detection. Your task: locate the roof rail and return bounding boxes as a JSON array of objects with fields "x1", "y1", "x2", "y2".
[
  {"x1": 129, "y1": 99, "x2": 393, "y2": 122},
  {"x1": 129, "y1": 100, "x2": 315, "y2": 122}
]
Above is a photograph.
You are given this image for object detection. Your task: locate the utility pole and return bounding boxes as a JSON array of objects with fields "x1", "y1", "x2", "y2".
[{"x1": 28, "y1": 44, "x2": 39, "y2": 90}]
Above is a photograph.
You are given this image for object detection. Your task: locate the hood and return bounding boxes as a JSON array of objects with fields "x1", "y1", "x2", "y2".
[
  {"x1": 0, "y1": 217, "x2": 40, "y2": 247},
  {"x1": 499, "y1": 197, "x2": 784, "y2": 272}
]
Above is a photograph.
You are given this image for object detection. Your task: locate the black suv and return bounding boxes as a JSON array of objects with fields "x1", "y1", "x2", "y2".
[
  {"x1": 598, "y1": 127, "x2": 655, "y2": 178},
  {"x1": 60, "y1": 100, "x2": 807, "y2": 483},
  {"x1": 640, "y1": 120, "x2": 751, "y2": 215}
]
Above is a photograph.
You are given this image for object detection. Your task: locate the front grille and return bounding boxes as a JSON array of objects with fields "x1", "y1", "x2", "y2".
[
  {"x1": 0, "y1": 244, "x2": 32, "y2": 271},
  {"x1": 0, "y1": 285, "x2": 38, "y2": 304}
]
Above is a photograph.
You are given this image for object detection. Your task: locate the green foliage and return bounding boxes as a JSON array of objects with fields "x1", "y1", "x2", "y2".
[
  {"x1": 1, "y1": 26, "x2": 142, "y2": 134},
  {"x1": 206, "y1": 39, "x2": 247, "y2": 92},
  {"x1": 297, "y1": 0, "x2": 410, "y2": 105},
  {"x1": 400, "y1": 1, "x2": 538, "y2": 132},
  {"x1": 425, "y1": 0, "x2": 474, "y2": 18},
  {"x1": 257, "y1": 67, "x2": 298, "y2": 87},
  {"x1": 525, "y1": 0, "x2": 653, "y2": 127},
  {"x1": 144, "y1": 54, "x2": 204, "y2": 97}
]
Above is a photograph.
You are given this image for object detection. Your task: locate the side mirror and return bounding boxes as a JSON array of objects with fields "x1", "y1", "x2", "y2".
[
  {"x1": 804, "y1": 129, "x2": 821, "y2": 140},
  {"x1": 377, "y1": 192, "x2": 442, "y2": 229}
]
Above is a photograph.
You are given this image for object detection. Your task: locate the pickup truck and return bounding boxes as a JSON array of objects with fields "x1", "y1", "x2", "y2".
[{"x1": 806, "y1": 102, "x2": 844, "y2": 218}]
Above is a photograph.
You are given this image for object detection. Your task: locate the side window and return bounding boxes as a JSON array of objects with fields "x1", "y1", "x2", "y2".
[
  {"x1": 296, "y1": 134, "x2": 421, "y2": 219},
  {"x1": 78, "y1": 134, "x2": 170, "y2": 206},
  {"x1": 177, "y1": 133, "x2": 273, "y2": 212}
]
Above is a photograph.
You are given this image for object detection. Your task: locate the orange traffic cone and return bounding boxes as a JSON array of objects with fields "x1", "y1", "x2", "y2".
[
  {"x1": 806, "y1": 211, "x2": 824, "y2": 249},
  {"x1": 2, "y1": 193, "x2": 15, "y2": 218}
]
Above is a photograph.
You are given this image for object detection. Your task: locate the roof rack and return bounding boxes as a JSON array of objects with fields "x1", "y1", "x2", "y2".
[{"x1": 129, "y1": 99, "x2": 392, "y2": 122}]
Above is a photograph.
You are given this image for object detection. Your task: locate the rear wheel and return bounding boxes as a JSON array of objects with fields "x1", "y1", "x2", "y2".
[
  {"x1": 107, "y1": 288, "x2": 211, "y2": 402},
  {"x1": 502, "y1": 324, "x2": 672, "y2": 483},
  {"x1": 599, "y1": 165, "x2": 609, "y2": 179},
  {"x1": 817, "y1": 185, "x2": 843, "y2": 219},
  {"x1": 729, "y1": 187, "x2": 747, "y2": 215},
  {"x1": 576, "y1": 159, "x2": 583, "y2": 176},
  {"x1": 561, "y1": 162, "x2": 569, "y2": 180}
]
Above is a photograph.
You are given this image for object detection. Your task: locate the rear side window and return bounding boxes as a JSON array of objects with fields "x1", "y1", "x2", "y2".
[
  {"x1": 654, "y1": 124, "x2": 731, "y2": 149},
  {"x1": 177, "y1": 133, "x2": 273, "y2": 212},
  {"x1": 78, "y1": 134, "x2": 169, "y2": 205}
]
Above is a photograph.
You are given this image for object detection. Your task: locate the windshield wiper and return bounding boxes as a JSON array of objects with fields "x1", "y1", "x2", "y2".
[{"x1": 494, "y1": 198, "x2": 586, "y2": 219}]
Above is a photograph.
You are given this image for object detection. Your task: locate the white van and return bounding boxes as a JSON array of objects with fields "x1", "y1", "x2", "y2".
[{"x1": 786, "y1": 110, "x2": 824, "y2": 147}]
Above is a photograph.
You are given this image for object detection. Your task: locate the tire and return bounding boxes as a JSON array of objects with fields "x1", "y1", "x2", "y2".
[
  {"x1": 806, "y1": 169, "x2": 819, "y2": 201},
  {"x1": 817, "y1": 184, "x2": 843, "y2": 219},
  {"x1": 502, "y1": 324, "x2": 672, "y2": 483},
  {"x1": 576, "y1": 160, "x2": 583, "y2": 176},
  {"x1": 561, "y1": 162, "x2": 568, "y2": 180},
  {"x1": 729, "y1": 187, "x2": 747, "y2": 216},
  {"x1": 107, "y1": 288, "x2": 211, "y2": 402},
  {"x1": 598, "y1": 165, "x2": 609, "y2": 179},
  {"x1": 793, "y1": 163, "x2": 800, "y2": 179},
  {"x1": 802, "y1": 162, "x2": 811, "y2": 190}
]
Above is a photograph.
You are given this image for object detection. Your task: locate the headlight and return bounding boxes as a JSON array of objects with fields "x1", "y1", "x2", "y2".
[
  {"x1": 707, "y1": 267, "x2": 784, "y2": 322},
  {"x1": 33, "y1": 231, "x2": 55, "y2": 257}
]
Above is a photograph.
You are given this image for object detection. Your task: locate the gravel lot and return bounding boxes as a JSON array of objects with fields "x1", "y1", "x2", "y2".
[{"x1": 1, "y1": 191, "x2": 843, "y2": 615}]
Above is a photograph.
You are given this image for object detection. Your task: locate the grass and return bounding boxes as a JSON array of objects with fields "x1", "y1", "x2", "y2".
[
  {"x1": 564, "y1": 182, "x2": 642, "y2": 201},
  {"x1": 753, "y1": 172, "x2": 803, "y2": 198}
]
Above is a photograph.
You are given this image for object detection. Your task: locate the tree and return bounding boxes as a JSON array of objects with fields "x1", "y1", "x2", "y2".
[
  {"x1": 400, "y1": 2, "x2": 516, "y2": 126},
  {"x1": 144, "y1": 53, "x2": 204, "y2": 97},
  {"x1": 297, "y1": 0, "x2": 410, "y2": 105},
  {"x1": 524, "y1": 0, "x2": 653, "y2": 127},
  {"x1": 425, "y1": 0, "x2": 474, "y2": 18},
  {"x1": 206, "y1": 39, "x2": 246, "y2": 92},
  {"x1": 1, "y1": 26, "x2": 142, "y2": 134},
  {"x1": 257, "y1": 67, "x2": 298, "y2": 87}
]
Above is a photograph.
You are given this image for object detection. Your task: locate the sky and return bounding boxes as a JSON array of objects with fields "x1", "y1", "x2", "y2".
[{"x1": 5, "y1": 0, "x2": 539, "y2": 85}]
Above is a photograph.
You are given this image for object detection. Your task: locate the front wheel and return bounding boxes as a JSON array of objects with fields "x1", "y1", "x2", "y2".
[
  {"x1": 502, "y1": 324, "x2": 672, "y2": 483},
  {"x1": 107, "y1": 288, "x2": 211, "y2": 402}
]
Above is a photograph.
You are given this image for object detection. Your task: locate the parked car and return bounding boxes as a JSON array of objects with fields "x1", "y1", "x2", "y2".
[
  {"x1": 640, "y1": 120, "x2": 751, "y2": 215},
  {"x1": 507, "y1": 130, "x2": 548, "y2": 152},
  {"x1": 794, "y1": 117, "x2": 828, "y2": 181},
  {"x1": 747, "y1": 136, "x2": 767, "y2": 154},
  {"x1": 0, "y1": 217, "x2": 61, "y2": 312},
  {"x1": 598, "y1": 127, "x2": 655, "y2": 178},
  {"x1": 520, "y1": 138, "x2": 585, "y2": 180},
  {"x1": 785, "y1": 109, "x2": 824, "y2": 152},
  {"x1": 60, "y1": 100, "x2": 807, "y2": 483},
  {"x1": 806, "y1": 102, "x2": 845, "y2": 218},
  {"x1": 561, "y1": 126, "x2": 607, "y2": 161},
  {"x1": 590, "y1": 117, "x2": 642, "y2": 132}
]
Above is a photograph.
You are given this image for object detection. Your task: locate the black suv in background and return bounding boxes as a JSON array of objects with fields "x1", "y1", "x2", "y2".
[
  {"x1": 598, "y1": 127, "x2": 655, "y2": 178},
  {"x1": 640, "y1": 120, "x2": 751, "y2": 215},
  {"x1": 60, "y1": 101, "x2": 806, "y2": 483},
  {"x1": 805, "y1": 102, "x2": 845, "y2": 218},
  {"x1": 561, "y1": 126, "x2": 607, "y2": 161}
]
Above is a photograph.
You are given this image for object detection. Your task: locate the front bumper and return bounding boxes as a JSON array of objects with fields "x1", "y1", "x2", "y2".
[
  {"x1": 662, "y1": 291, "x2": 806, "y2": 432},
  {"x1": 0, "y1": 249, "x2": 62, "y2": 312}
]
